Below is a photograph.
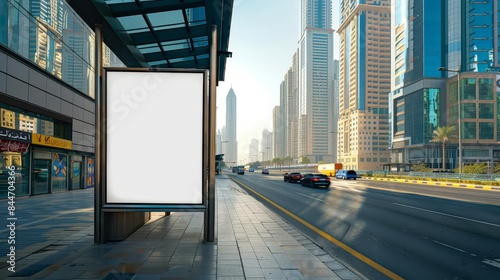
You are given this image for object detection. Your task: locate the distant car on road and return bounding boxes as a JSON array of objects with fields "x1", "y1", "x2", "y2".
[
  {"x1": 249, "y1": 168, "x2": 255, "y2": 172},
  {"x1": 283, "y1": 172, "x2": 303, "y2": 183},
  {"x1": 301, "y1": 173, "x2": 331, "y2": 188},
  {"x1": 335, "y1": 169, "x2": 357, "y2": 180},
  {"x1": 237, "y1": 168, "x2": 245, "y2": 175},
  {"x1": 262, "y1": 168, "x2": 270, "y2": 174}
]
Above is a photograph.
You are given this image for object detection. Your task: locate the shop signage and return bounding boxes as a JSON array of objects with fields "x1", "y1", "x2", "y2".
[
  {"x1": 0, "y1": 128, "x2": 31, "y2": 143},
  {"x1": 32, "y1": 133, "x2": 72, "y2": 149},
  {"x1": 0, "y1": 139, "x2": 30, "y2": 152}
]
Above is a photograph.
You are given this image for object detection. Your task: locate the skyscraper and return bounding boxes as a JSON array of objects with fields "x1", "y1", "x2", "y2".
[
  {"x1": 389, "y1": 0, "x2": 500, "y2": 170},
  {"x1": 283, "y1": 52, "x2": 300, "y2": 162},
  {"x1": 297, "y1": 0, "x2": 335, "y2": 163},
  {"x1": 225, "y1": 87, "x2": 238, "y2": 165},
  {"x1": 337, "y1": 0, "x2": 392, "y2": 170},
  {"x1": 273, "y1": 105, "x2": 285, "y2": 159}
]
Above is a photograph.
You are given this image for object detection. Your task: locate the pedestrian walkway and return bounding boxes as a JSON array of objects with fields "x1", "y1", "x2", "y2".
[{"x1": 1, "y1": 175, "x2": 363, "y2": 279}]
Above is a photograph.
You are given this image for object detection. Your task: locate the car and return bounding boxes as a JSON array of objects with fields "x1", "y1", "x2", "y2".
[
  {"x1": 283, "y1": 172, "x2": 303, "y2": 183},
  {"x1": 262, "y1": 168, "x2": 270, "y2": 174},
  {"x1": 249, "y1": 168, "x2": 255, "y2": 172},
  {"x1": 237, "y1": 168, "x2": 245, "y2": 175},
  {"x1": 300, "y1": 173, "x2": 331, "y2": 188},
  {"x1": 335, "y1": 169, "x2": 357, "y2": 180}
]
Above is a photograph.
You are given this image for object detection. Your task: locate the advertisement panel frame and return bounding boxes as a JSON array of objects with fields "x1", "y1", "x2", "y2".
[{"x1": 101, "y1": 68, "x2": 208, "y2": 211}]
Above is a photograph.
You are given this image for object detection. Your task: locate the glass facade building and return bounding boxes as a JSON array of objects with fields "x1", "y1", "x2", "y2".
[
  {"x1": 0, "y1": 0, "x2": 123, "y2": 198},
  {"x1": 389, "y1": 0, "x2": 500, "y2": 171}
]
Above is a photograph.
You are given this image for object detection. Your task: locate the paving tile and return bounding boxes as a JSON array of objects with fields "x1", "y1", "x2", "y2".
[{"x1": 0, "y1": 176, "x2": 363, "y2": 280}]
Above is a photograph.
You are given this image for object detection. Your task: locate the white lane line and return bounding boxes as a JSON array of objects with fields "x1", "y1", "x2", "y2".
[
  {"x1": 432, "y1": 240, "x2": 467, "y2": 253},
  {"x1": 331, "y1": 182, "x2": 363, "y2": 192},
  {"x1": 295, "y1": 192, "x2": 325, "y2": 202},
  {"x1": 483, "y1": 259, "x2": 500, "y2": 269},
  {"x1": 393, "y1": 203, "x2": 500, "y2": 228}
]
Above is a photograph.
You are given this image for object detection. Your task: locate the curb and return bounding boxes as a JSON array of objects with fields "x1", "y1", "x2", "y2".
[{"x1": 364, "y1": 177, "x2": 500, "y2": 191}]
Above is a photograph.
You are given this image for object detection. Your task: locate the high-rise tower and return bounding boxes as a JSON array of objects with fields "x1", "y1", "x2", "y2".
[
  {"x1": 337, "y1": 0, "x2": 392, "y2": 170},
  {"x1": 389, "y1": 0, "x2": 500, "y2": 171},
  {"x1": 225, "y1": 88, "x2": 238, "y2": 165},
  {"x1": 297, "y1": 0, "x2": 335, "y2": 163}
]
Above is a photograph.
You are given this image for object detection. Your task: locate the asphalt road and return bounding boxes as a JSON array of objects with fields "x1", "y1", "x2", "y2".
[{"x1": 227, "y1": 172, "x2": 500, "y2": 280}]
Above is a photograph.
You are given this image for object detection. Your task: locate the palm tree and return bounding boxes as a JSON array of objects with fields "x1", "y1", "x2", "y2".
[
  {"x1": 430, "y1": 126, "x2": 457, "y2": 171},
  {"x1": 283, "y1": 156, "x2": 293, "y2": 170},
  {"x1": 300, "y1": 156, "x2": 311, "y2": 172}
]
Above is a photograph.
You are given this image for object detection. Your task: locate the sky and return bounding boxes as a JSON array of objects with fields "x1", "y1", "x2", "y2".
[{"x1": 217, "y1": 0, "x2": 340, "y2": 164}]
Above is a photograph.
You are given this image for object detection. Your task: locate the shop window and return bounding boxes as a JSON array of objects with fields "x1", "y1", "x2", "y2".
[
  {"x1": 0, "y1": 152, "x2": 29, "y2": 199},
  {"x1": 51, "y1": 153, "x2": 68, "y2": 192},
  {"x1": 0, "y1": 103, "x2": 72, "y2": 140}
]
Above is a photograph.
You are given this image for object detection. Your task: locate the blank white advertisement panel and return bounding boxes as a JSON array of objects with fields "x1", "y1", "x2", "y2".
[{"x1": 105, "y1": 70, "x2": 205, "y2": 204}]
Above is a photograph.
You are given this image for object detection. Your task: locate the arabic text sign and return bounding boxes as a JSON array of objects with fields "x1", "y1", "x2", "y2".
[
  {"x1": 32, "y1": 133, "x2": 72, "y2": 149},
  {"x1": 105, "y1": 69, "x2": 206, "y2": 205},
  {"x1": 0, "y1": 128, "x2": 32, "y2": 143}
]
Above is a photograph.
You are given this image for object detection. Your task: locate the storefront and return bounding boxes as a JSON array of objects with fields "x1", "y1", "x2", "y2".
[
  {"x1": 0, "y1": 105, "x2": 95, "y2": 199},
  {"x1": 0, "y1": 128, "x2": 30, "y2": 198}
]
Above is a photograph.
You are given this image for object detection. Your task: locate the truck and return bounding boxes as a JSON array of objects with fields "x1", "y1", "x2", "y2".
[{"x1": 317, "y1": 163, "x2": 343, "y2": 177}]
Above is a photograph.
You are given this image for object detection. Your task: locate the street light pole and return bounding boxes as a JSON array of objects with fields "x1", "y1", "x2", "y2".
[{"x1": 438, "y1": 66, "x2": 462, "y2": 175}]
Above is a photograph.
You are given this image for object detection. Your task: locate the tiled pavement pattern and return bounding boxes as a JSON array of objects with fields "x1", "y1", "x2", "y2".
[{"x1": 0, "y1": 175, "x2": 363, "y2": 279}]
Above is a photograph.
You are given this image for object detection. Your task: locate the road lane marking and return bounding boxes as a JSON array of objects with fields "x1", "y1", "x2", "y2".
[
  {"x1": 432, "y1": 240, "x2": 467, "y2": 253},
  {"x1": 393, "y1": 203, "x2": 500, "y2": 228},
  {"x1": 231, "y1": 177, "x2": 404, "y2": 280},
  {"x1": 295, "y1": 192, "x2": 325, "y2": 202},
  {"x1": 483, "y1": 259, "x2": 500, "y2": 269}
]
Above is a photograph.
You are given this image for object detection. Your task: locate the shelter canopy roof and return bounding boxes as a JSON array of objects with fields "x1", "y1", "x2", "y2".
[{"x1": 68, "y1": 0, "x2": 233, "y2": 81}]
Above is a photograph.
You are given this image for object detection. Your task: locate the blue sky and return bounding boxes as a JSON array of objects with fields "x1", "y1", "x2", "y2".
[{"x1": 217, "y1": 1, "x2": 340, "y2": 163}]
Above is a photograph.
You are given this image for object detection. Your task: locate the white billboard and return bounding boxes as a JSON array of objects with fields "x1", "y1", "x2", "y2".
[{"x1": 104, "y1": 69, "x2": 207, "y2": 205}]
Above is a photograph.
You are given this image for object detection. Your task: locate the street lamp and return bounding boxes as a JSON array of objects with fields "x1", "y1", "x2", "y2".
[{"x1": 438, "y1": 66, "x2": 461, "y2": 174}]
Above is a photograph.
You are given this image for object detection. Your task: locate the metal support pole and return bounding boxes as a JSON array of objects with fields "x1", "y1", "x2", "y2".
[
  {"x1": 205, "y1": 24, "x2": 217, "y2": 242},
  {"x1": 94, "y1": 24, "x2": 104, "y2": 243}
]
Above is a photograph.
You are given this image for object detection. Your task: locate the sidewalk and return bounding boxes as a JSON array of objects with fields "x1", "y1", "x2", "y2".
[{"x1": 1, "y1": 175, "x2": 363, "y2": 279}]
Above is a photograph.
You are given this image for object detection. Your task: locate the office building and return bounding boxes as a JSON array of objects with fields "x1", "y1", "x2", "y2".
[
  {"x1": 273, "y1": 105, "x2": 285, "y2": 159},
  {"x1": 278, "y1": 0, "x2": 336, "y2": 165},
  {"x1": 0, "y1": 0, "x2": 113, "y2": 198},
  {"x1": 297, "y1": 0, "x2": 335, "y2": 164},
  {"x1": 337, "y1": 0, "x2": 392, "y2": 170},
  {"x1": 283, "y1": 52, "x2": 300, "y2": 163},
  {"x1": 389, "y1": 0, "x2": 500, "y2": 171}
]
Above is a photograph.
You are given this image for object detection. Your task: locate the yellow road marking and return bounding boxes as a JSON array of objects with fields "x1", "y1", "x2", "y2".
[{"x1": 231, "y1": 177, "x2": 404, "y2": 280}]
